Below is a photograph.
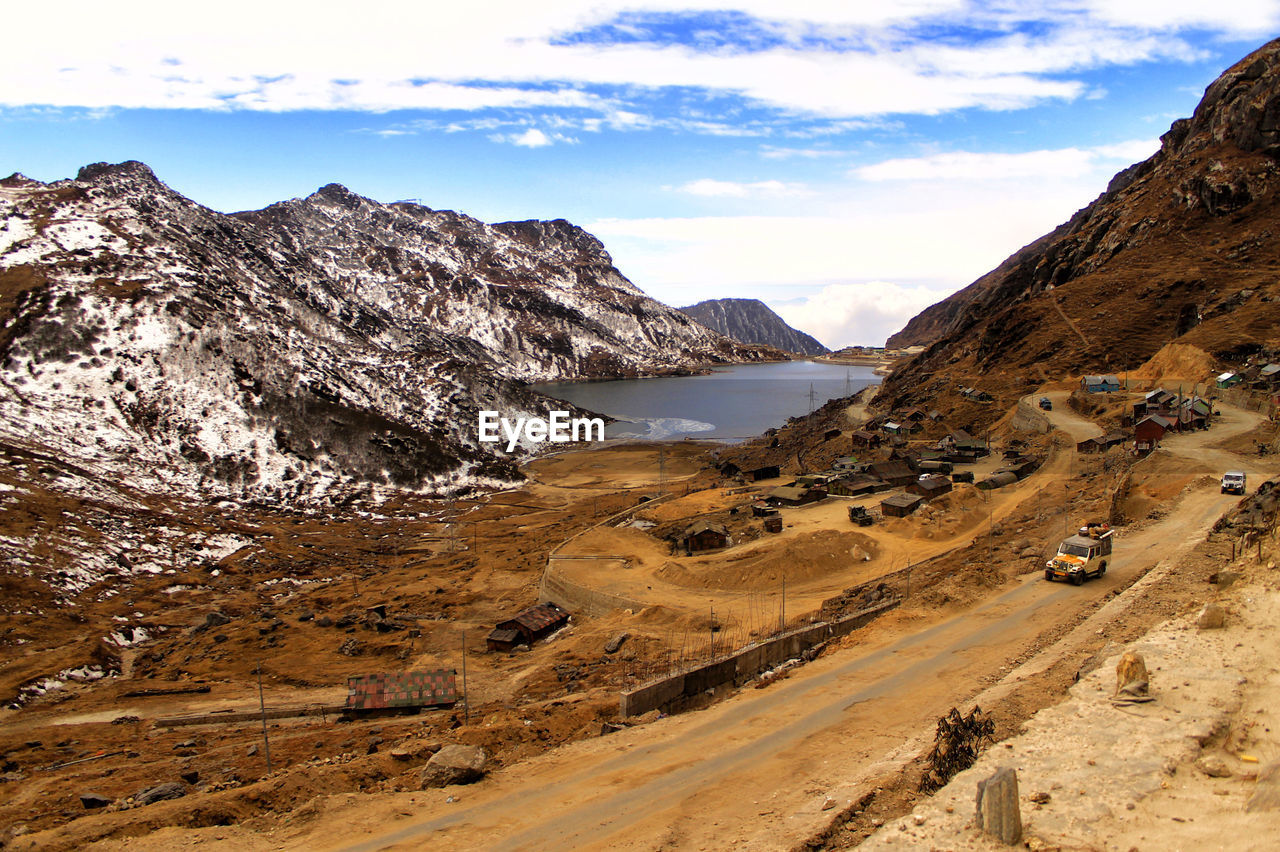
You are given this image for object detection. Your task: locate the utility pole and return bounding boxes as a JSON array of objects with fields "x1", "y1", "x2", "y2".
[
  {"x1": 658, "y1": 447, "x2": 666, "y2": 496},
  {"x1": 808, "y1": 383, "x2": 817, "y2": 416},
  {"x1": 461, "y1": 631, "x2": 469, "y2": 726},
  {"x1": 256, "y1": 661, "x2": 273, "y2": 775},
  {"x1": 780, "y1": 569, "x2": 786, "y2": 632}
]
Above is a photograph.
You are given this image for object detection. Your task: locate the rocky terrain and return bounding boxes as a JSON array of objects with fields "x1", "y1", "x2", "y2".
[
  {"x1": 880, "y1": 37, "x2": 1280, "y2": 420},
  {"x1": 0, "y1": 163, "x2": 775, "y2": 507},
  {"x1": 678, "y1": 297, "x2": 829, "y2": 356}
]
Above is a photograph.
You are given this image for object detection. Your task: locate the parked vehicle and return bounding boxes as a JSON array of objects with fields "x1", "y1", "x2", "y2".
[
  {"x1": 1221, "y1": 471, "x2": 1247, "y2": 495},
  {"x1": 1045, "y1": 523, "x2": 1113, "y2": 585},
  {"x1": 848, "y1": 505, "x2": 874, "y2": 527}
]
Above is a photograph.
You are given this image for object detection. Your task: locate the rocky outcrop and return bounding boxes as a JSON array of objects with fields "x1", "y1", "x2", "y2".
[
  {"x1": 679, "y1": 298, "x2": 827, "y2": 356},
  {"x1": 881, "y1": 38, "x2": 1280, "y2": 418}
]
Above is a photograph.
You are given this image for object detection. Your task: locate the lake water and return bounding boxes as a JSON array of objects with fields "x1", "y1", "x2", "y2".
[{"x1": 534, "y1": 360, "x2": 879, "y2": 442}]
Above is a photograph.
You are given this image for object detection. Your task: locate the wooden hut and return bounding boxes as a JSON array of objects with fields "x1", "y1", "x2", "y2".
[
  {"x1": 681, "y1": 521, "x2": 731, "y2": 553},
  {"x1": 880, "y1": 493, "x2": 924, "y2": 517},
  {"x1": 487, "y1": 603, "x2": 569, "y2": 652}
]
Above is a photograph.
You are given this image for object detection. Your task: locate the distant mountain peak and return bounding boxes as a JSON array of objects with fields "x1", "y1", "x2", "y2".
[
  {"x1": 76, "y1": 160, "x2": 160, "y2": 185},
  {"x1": 679, "y1": 298, "x2": 828, "y2": 356}
]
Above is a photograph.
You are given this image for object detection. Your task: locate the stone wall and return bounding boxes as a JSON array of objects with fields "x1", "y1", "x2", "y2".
[{"x1": 619, "y1": 598, "x2": 899, "y2": 717}]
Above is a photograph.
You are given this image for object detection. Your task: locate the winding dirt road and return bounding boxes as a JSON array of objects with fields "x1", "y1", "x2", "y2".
[{"x1": 266, "y1": 400, "x2": 1274, "y2": 852}]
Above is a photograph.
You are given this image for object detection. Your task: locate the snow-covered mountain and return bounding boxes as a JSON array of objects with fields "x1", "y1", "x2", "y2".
[
  {"x1": 678, "y1": 298, "x2": 828, "y2": 356},
  {"x1": 0, "y1": 162, "x2": 775, "y2": 503}
]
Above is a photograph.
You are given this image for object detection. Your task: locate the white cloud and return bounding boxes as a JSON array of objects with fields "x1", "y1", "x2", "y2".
[
  {"x1": 488, "y1": 128, "x2": 578, "y2": 147},
  {"x1": 0, "y1": 2, "x2": 1266, "y2": 121},
  {"x1": 772, "y1": 282, "x2": 957, "y2": 348},
  {"x1": 855, "y1": 139, "x2": 1159, "y2": 181},
  {"x1": 675, "y1": 178, "x2": 810, "y2": 197},
  {"x1": 513, "y1": 128, "x2": 553, "y2": 148}
]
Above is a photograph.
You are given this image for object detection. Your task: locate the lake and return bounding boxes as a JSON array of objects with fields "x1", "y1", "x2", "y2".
[{"x1": 534, "y1": 360, "x2": 879, "y2": 442}]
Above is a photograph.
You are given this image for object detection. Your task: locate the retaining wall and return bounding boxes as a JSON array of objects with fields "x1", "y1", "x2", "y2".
[
  {"x1": 619, "y1": 597, "x2": 899, "y2": 717},
  {"x1": 1010, "y1": 399, "x2": 1052, "y2": 434},
  {"x1": 540, "y1": 560, "x2": 648, "y2": 617}
]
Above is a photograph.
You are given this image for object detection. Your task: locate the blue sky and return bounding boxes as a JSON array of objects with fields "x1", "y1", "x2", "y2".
[{"x1": 2, "y1": 2, "x2": 1277, "y2": 347}]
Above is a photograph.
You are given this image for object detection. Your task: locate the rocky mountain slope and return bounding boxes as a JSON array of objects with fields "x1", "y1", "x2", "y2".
[
  {"x1": 0, "y1": 163, "x2": 774, "y2": 505},
  {"x1": 679, "y1": 298, "x2": 828, "y2": 356},
  {"x1": 880, "y1": 38, "x2": 1280, "y2": 415}
]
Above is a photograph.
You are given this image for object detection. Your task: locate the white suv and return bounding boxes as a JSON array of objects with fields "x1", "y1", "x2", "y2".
[{"x1": 1221, "y1": 471, "x2": 1246, "y2": 495}]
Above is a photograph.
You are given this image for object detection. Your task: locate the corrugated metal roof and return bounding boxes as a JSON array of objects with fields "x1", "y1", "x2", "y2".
[
  {"x1": 685, "y1": 521, "x2": 729, "y2": 537},
  {"x1": 345, "y1": 670, "x2": 457, "y2": 711},
  {"x1": 510, "y1": 602, "x2": 568, "y2": 633},
  {"x1": 881, "y1": 493, "x2": 924, "y2": 509}
]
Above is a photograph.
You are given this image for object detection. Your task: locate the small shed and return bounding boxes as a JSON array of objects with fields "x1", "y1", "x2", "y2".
[
  {"x1": 907, "y1": 474, "x2": 952, "y2": 500},
  {"x1": 751, "y1": 502, "x2": 779, "y2": 518},
  {"x1": 832, "y1": 456, "x2": 859, "y2": 471},
  {"x1": 344, "y1": 670, "x2": 458, "y2": 712},
  {"x1": 828, "y1": 474, "x2": 888, "y2": 496},
  {"x1": 763, "y1": 516, "x2": 783, "y2": 534},
  {"x1": 866, "y1": 460, "x2": 917, "y2": 487},
  {"x1": 1081, "y1": 375, "x2": 1121, "y2": 393},
  {"x1": 682, "y1": 521, "x2": 731, "y2": 553},
  {"x1": 880, "y1": 493, "x2": 925, "y2": 517},
  {"x1": 850, "y1": 430, "x2": 881, "y2": 449},
  {"x1": 1257, "y1": 364, "x2": 1280, "y2": 389},
  {"x1": 951, "y1": 470, "x2": 975, "y2": 484},
  {"x1": 823, "y1": 428, "x2": 843, "y2": 441},
  {"x1": 1134, "y1": 414, "x2": 1174, "y2": 446},
  {"x1": 1216, "y1": 371, "x2": 1243, "y2": 389},
  {"x1": 487, "y1": 602, "x2": 569, "y2": 652},
  {"x1": 881, "y1": 421, "x2": 907, "y2": 436},
  {"x1": 1077, "y1": 430, "x2": 1127, "y2": 453},
  {"x1": 977, "y1": 471, "x2": 1019, "y2": 490},
  {"x1": 747, "y1": 465, "x2": 782, "y2": 482},
  {"x1": 768, "y1": 485, "x2": 827, "y2": 506},
  {"x1": 1001, "y1": 458, "x2": 1041, "y2": 480}
]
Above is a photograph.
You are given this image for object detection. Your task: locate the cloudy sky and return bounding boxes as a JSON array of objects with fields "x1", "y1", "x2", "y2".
[{"x1": 2, "y1": 2, "x2": 1277, "y2": 347}]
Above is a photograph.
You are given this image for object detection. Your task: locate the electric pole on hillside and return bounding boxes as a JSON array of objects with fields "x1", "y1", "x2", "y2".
[
  {"x1": 808, "y1": 383, "x2": 817, "y2": 416},
  {"x1": 658, "y1": 446, "x2": 666, "y2": 496}
]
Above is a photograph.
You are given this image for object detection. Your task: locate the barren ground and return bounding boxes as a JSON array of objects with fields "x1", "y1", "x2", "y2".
[{"x1": 3, "y1": 388, "x2": 1276, "y2": 852}]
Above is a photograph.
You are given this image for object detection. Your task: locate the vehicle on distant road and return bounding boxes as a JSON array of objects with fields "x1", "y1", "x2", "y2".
[
  {"x1": 1221, "y1": 471, "x2": 1247, "y2": 495},
  {"x1": 1045, "y1": 523, "x2": 1113, "y2": 585},
  {"x1": 1038, "y1": 397, "x2": 1053, "y2": 411}
]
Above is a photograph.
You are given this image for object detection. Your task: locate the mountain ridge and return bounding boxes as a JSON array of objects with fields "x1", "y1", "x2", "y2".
[
  {"x1": 678, "y1": 297, "x2": 828, "y2": 356},
  {"x1": 878, "y1": 37, "x2": 1280, "y2": 421},
  {"x1": 0, "y1": 161, "x2": 778, "y2": 506}
]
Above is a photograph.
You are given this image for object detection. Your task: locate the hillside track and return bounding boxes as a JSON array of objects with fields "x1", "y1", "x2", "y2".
[{"x1": 241, "y1": 403, "x2": 1277, "y2": 852}]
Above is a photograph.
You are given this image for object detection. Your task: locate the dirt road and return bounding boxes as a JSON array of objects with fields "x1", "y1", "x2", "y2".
[{"x1": 251, "y1": 405, "x2": 1273, "y2": 852}]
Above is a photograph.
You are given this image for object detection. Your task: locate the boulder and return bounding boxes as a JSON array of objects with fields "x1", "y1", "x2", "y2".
[
  {"x1": 419, "y1": 745, "x2": 489, "y2": 789},
  {"x1": 1115, "y1": 651, "x2": 1149, "y2": 695},
  {"x1": 205, "y1": 611, "x2": 231, "y2": 628},
  {"x1": 604, "y1": 632, "x2": 630, "y2": 655},
  {"x1": 135, "y1": 781, "x2": 186, "y2": 805},
  {"x1": 975, "y1": 766, "x2": 1022, "y2": 845},
  {"x1": 1215, "y1": 570, "x2": 1241, "y2": 590},
  {"x1": 80, "y1": 793, "x2": 112, "y2": 809},
  {"x1": 1196, "y1": 755, "x2": 1233, "y2": 778},
  {"x1": 1197, "y1": 603, "x2": 1227, "y2": 630}
]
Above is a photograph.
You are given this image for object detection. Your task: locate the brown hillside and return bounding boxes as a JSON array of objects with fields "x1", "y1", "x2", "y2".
[{"x1": 881, "y1": 38, "x2": 1280, "y2": 416}]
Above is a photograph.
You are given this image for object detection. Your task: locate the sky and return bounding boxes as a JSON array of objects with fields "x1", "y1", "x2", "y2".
[{"x1": 2, "y1": 2, "x2": 1278, "y2": 348}]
